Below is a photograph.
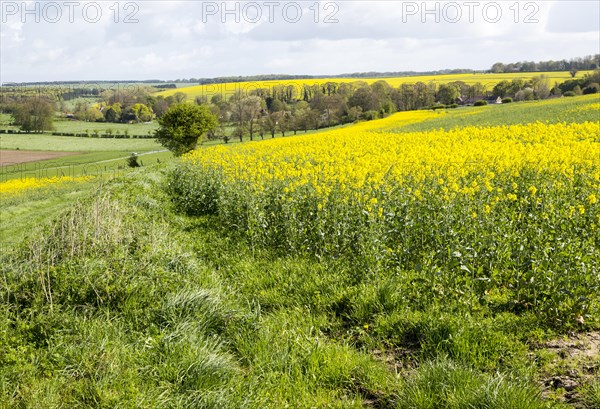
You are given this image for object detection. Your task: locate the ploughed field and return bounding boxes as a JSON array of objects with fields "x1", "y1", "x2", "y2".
[{"x1": 0, "y1": 150, "x2": 80, "y2": 167}]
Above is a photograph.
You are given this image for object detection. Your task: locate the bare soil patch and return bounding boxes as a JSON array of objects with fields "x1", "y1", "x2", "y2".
[
  {"x1": 539, "y1": 332, "x2": 600, "y2": 406},
  {"x1": 0, "y1": 150, "x2": 79, "y2": 166}
]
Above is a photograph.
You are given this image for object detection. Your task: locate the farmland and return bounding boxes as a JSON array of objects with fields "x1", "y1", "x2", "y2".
[
  {"x1": 1, "y1": 94, "x2": 599, "y2": 407},
  {"x1": 157, "y1": 70, "x2": 594, "y2": 100},
  {"x1": 0, "y1": 129, "x2": 172, "y2": 245},
  {"x1": 0, "y1": 113, "x2": 159, "y2": 136}
]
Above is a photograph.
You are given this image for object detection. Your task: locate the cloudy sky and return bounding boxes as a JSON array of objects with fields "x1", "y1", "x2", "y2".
[{"x1": 1, "y1": 0, "x2": 598, "y2": 82}]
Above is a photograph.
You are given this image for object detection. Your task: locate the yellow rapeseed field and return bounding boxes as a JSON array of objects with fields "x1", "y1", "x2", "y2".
[
  {"x1": 158, "y1": 71, "x2": 592, "y2": 100},
  {"x1": 168, "y1": 100, "x2": 599, "y2": 326},
  {"x1": 172, "y1": 97, "x2": 599, "y2": 275},
  {"x1": 183, "y1": 114, "x2": 599, "y2": 203},
  {"x1": 0, "y1": 176, "x2": 93, "y2": 198}
]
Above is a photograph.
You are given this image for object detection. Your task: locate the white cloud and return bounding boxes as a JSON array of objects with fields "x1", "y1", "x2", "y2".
[{"x1": 0, "y1": 0, "x2": 598, "y2": 82}]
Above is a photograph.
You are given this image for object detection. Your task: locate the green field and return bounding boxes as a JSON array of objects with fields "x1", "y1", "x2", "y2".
[
  {"x1": 0, "y1": 133, "x2": 160, "y2": 152},
  {"x1": 0, "y1": 114, "x2": 159, "y2": 136},
  {"x1": 1, "y1": 95, "x2": 599, "y2": 408},
  {"x1": 51, "y1": 118, "x2": 159, "y2": 135},
  {"x1": 398, "y1": 93, "x2": 600, "y2": 132}
]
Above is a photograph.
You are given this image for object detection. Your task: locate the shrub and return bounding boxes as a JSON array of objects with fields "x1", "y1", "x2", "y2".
[
  {"x1": 127, "y1": 153, "x2": 140, "y2": 168},
  {"x1": 563, "y1": 91, "x2": 576, "y2": 97},
  {"x1": 361, "y1": 110, "x2": 379, "y2": 120},
  {"x1": 474, "y1": 100, "x2": 488, "y2": 106},
  {"x1": 583, "y1": 83, "x2": 599, "y2": 95},
  {"x1": 501, "y1": 98, "x2": 513, "y2": 104}
]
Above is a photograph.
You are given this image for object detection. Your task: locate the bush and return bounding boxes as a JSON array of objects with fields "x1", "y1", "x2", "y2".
[
  {"x1": 583, "y1": 83, "x2": 599, "y2": 95},
  {"x1": 474, "y1": 100, "x2": 488, "y2": 106},
  {"x1": 127, "y1": 153, "x2": 140, "y2": 168},
  {"x1": 156, "y1": 103, "x2": 218, "y2": 156},
  {"x1": 501, "y1": 98, "x2": 513, "y2": 104},
  {"x1": 361, "y1": 110, "x2": 379, "y2": 120},
  {"x1": 563, "y1": 91, "x2": 576, "y2": 97},
  {"x1": 447, "y1": 103, "x2": 459, "y2": 109}
]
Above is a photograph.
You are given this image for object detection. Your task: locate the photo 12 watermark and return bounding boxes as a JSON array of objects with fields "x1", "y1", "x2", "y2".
[
  {"x1": 399, "y1": 1, "x2": 540, "y2": 24},
  {"x1": 0, "y1": 1, "x2": 343, "y2": 24},
  {"x1": 199, "y1": 1, "x2": 340, "y2": 24},
  {"x1": 0, "y1": 1, "x2": 542, "y2": 25},
  {"x1": 1, "y1": 1, "x2": 140, "y2": 24}
]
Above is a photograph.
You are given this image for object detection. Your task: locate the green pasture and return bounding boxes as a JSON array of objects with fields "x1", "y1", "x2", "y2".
[
  {"x1": 51, "y1": 118, "x2": 159, "y2": 135},
  {"x1": 398, "y1": 94, "x2": 600, "y2": 132},
  {"x1": 0, "y1": 133, "x2": 160, "y2": 152}
]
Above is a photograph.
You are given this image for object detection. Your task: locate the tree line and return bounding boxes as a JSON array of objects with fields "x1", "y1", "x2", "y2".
[
  {"x1": 2, "y1": 70, "x2": 598, "y2": 135},
  {"x1": 490, "y1": 55, "x2": 599, "y2": 74}
]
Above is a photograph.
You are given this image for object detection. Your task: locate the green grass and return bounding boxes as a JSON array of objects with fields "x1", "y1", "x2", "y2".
[
  {"x1": 1, "y1": 95, "x2": 598, "y2": 408},
  {"x1": 0, "y1": 133, "x2": 160, "y2": 152},
  {"x1": 0, "y1": 132, "x2": 170, "y2": 181},
  {"x1": 0, "y1": 169, "x2": 561, "y2": 408},
  {"x1": 0, "y1": 150, "x2": 172, "y2": 181},
  {"x1": 398, "y1": 94, "x2": 600, "y2": 132},
  {"x1": 51, "y1": 117, "x2": 159, "y2": 135},
  {"x1": 1, "y1": 113, "x2": 159, "y2": 135},
  {"x1": 0, "y1": 179, "x2": 99, "y2": 246},
  {"x1": 0, "y1": 114, "x2": 13, "y2": 128}
]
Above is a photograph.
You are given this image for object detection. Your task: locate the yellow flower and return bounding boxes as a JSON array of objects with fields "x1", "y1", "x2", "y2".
[{"x1": 0, "y1": 176, "x2": 92, "y2": 198}]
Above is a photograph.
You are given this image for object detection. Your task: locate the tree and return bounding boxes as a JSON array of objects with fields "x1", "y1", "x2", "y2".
[
  {"x1": 268, "y1": 98, "x2": 285, "y2": 113},
  {"x1": 348, "y1": 86, "x2": 378, "y2": 112},
  {"x1": 278, "y1": 112, "x2": 292, "y2": 136},
  {"x1": 104, "y1": 104, "x2": 122, "y2": 122},
  {"x1": 129, "y1": 103, "x2": 154, "y2": 123},
  {"x1": 155, "y1": 103, "x2": 218, "y2": 156},
  {"x1": 127, "y1": 153, "x2": 140, "y2": 168},
  {"x1": 570, "y1": 69, "x2": 578, "y2": 78},
  {"x1": 492, "y1": 81, "x2": 512, "y2": 98},
  {"x1": 531, "y1": 75, "x2": 550, "y2": 99},
  {"x1": 436, "y1": 84, "x2": 460, "y2": 105},
  {"x1": 173, "y1": 92, "x2": 187, "y2": 103},
  {"x1": 583, "y1": 83, "x2": 599, "y2": 94},
  {"x1": 491, "y1": 62, "x2": 505, "y2": 73},
  {"x1": 13, "y1": 98, "x2": 54, "y2": 133},
  {"x1": 83, "y1": 107, "x2": 104, "y2": 122},
  {"x1": 260, "y1": 113, "x2": 278, "y2": 138},
  {"x1": 241, "y1": 96, "x2": 264, "y2": 141},
  {"x1": 515, "y1": 88, "x2": 535, "y2": 101}
]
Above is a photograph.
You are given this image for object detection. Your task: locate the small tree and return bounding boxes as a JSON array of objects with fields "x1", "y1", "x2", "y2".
[
  {"x1": 155, "y1": 103, "x2": 218, "y2": 156},
  {"x1": 129, "y1": 103, "x2": 153, "y2": 123},
  {"x1": 13, "y1": 98, "x2": 54, "y2": 133},
  {"x1": 436, "y1": 84, "x2": 460, "y2": 105},
  {"x1": 127, "y1": 153, "x2": 140, "y2": 168}
]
